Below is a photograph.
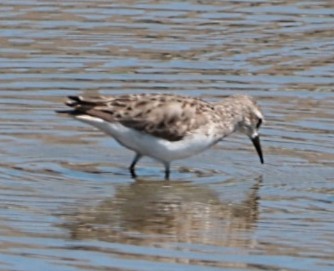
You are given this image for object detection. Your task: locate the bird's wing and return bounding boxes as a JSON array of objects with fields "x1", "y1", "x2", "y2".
[{"x1": 63, "y1": 94, "x2": 213, "y2": 141}]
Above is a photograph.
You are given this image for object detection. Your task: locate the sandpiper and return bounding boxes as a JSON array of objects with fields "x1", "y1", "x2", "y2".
[{"x1": 57, "y1": 93, "x2": 264, "y2": 179}]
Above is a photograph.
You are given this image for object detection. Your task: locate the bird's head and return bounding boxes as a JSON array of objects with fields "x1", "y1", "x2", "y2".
[{"x1": 231, "y1": 95, "x2": 264, "y2": 164}]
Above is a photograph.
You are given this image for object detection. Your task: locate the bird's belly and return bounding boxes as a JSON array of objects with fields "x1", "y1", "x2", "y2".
[
  {"x1": 113, "y1": 125, "x2": 216, "y2": 162},
  {"x1": 132, "y1": 134, "x2": 216, "y2": 162},
  {"x1": 78, "y1": 117, "x2": 218, "y2": 162}
]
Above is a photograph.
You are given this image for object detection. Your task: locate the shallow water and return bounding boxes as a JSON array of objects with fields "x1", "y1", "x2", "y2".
[{"x1": 1, "y1": 0, "x2": 334, "y2": 270}]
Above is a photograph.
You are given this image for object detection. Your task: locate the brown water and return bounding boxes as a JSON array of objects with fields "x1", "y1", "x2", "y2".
[{"x1": 1, "y1": 0, "x2": 334, "y2": 270}]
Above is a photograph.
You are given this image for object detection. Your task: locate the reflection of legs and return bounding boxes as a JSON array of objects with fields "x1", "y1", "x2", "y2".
[
  {"x1": 129, "y1": 153, "x2": 142, "y2": 178},
  {"x1": 164, "y1": 163, "x2": 170, "y2": 180}
]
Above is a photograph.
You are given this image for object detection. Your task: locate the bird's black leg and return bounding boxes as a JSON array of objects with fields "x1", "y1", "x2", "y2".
[
  {"x1": 129, "y1": 153, "x2": 142, "y2": 178},
  {"x1": 164, "y1": 163, "x2": 170, "y2": 180}
]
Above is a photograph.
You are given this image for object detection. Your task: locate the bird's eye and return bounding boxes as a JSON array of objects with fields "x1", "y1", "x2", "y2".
[{"x1": 256, "y1": 118, "x2": 262, "y2": 129}]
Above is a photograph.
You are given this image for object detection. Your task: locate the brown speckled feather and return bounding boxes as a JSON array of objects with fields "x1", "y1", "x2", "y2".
[{"x1": 65, "y1": 94, "x2": 216, "y2": 141}]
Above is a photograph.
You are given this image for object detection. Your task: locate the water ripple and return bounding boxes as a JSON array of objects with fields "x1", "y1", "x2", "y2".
[{"x1": 1, "y1": 0, "x2": 334, "y2": 270}]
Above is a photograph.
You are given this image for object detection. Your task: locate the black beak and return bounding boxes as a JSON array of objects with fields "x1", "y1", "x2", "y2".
[{"x1": 251, "y1": 135, "x2": 264, "y2": 164}]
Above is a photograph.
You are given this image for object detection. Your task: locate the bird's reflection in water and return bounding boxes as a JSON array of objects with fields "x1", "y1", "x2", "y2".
[{"x1": 63, "y1": 176, "x2": 262, "y2": 248}]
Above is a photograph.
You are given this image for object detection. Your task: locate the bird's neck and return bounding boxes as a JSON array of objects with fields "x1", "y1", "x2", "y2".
[{"x1": 214, "y1": 102, "x2": 244, "y2": 135}]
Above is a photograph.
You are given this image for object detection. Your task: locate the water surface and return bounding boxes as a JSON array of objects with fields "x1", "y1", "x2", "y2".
[{"x1": 1, "y1": 0, "x2": 334, "y2": 270}]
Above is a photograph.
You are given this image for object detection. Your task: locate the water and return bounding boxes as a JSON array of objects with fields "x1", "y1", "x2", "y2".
[{"x1": 1, "y1": 0, "x2": 334, "y2": 270}]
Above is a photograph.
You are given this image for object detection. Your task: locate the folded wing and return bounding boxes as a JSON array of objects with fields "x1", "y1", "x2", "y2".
[{"x1": 62, "y1": 94, "x2": 212, "y2": 141}]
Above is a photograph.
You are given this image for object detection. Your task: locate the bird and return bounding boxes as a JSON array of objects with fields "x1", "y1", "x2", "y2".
[{"x1": 57, "y1": 93, "x2": 264, "y2": 179}]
